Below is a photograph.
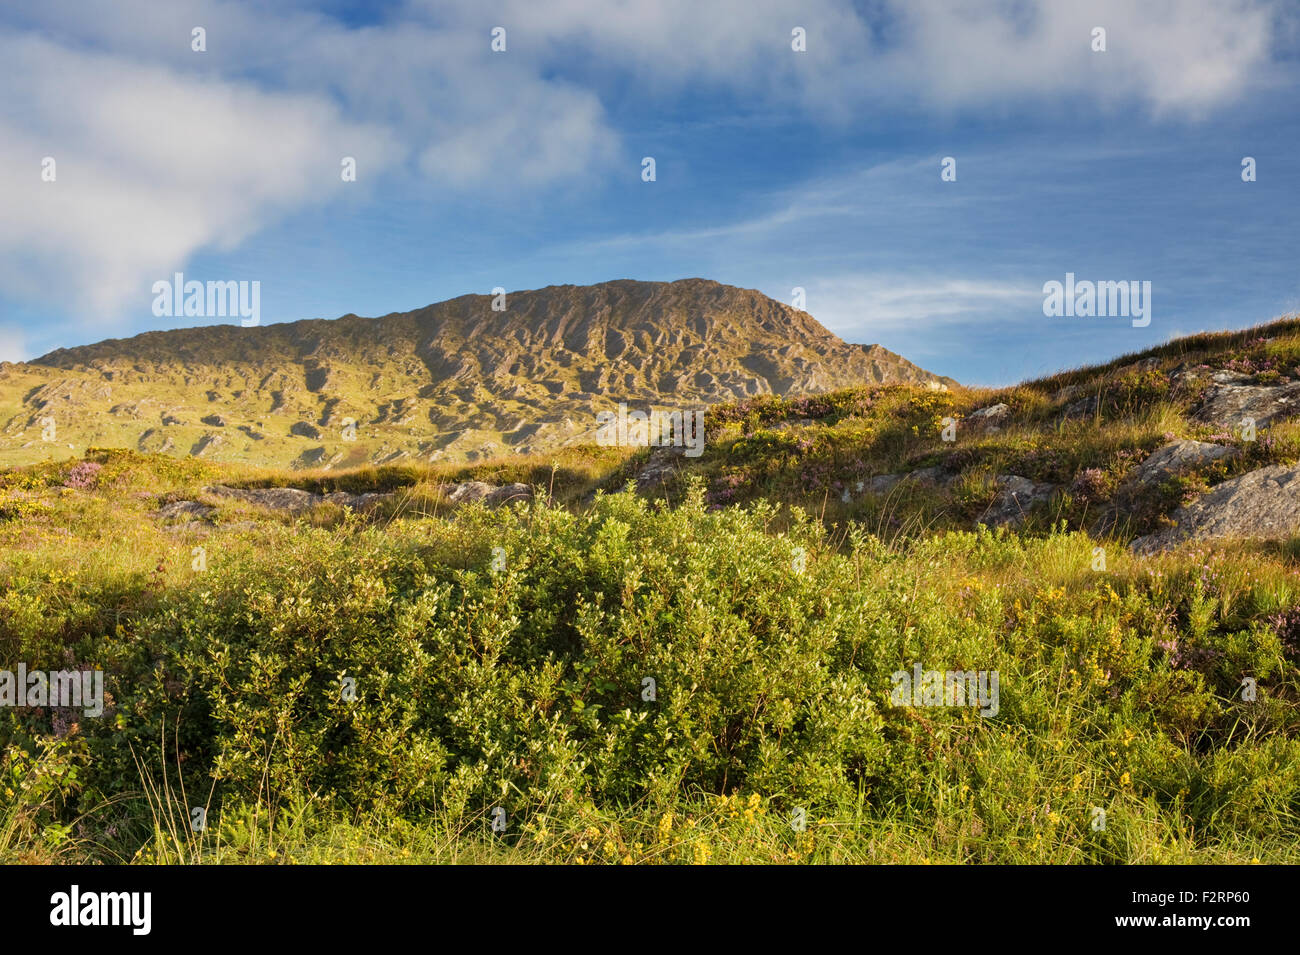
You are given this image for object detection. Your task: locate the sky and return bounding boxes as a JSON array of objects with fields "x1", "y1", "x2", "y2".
[{"x1": 1, "y1": 0, "x2": 1299, "y2": 386}]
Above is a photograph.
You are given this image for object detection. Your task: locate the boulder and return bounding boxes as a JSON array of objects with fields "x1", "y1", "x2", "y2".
[
  {"x1": 205, "y1": 485, "x2": 320, "y2": 512},
  {"x1": 190, "y1": 433, "x2": 223, "y2": 456},
  {"x1": 967, "y1": 403, "x2": 1010, "y2": 430},
  {"x1": 200, "y1": 485, "x2": 394, "y2": 514},
  {"x1": 867, "y1": 473, "x2": 903, "y2": 494},
  {"x1": 1130, "y1": 464, "x2": 1300, "y2": 554},
  {"x1": 1062, "y1": 395, "x2": 1100, "y2": 420},
  {"x1": 904, "y1": 466, "x2": 951, "y2": 486},
  {"x1": 439, "y1": 481, "x2": 533, "y2": 506},
  {"x1": 321, "y1": 491, "x2": 389, "y2": 512},
  {"x1": 1211, "y1": 369, "x2": 1251, "y2": 384},
  {"x1": 487, "y1": 483, "x2": 533, "y2": 505},
  {"x1": 293, "y1": 446, "x2": 330, "y2": 469},
  {"x1": 157, "y1": 500, "x2": 216, "y2": 520},
  {"x1": 980, "y1": 475, "x2": 1055, "y2": 527},
  {"x1": 1192, "y1": 380, "x2": 1300, "y2": 430},
  {"x1": 1051, "y1": 384, "x2": 1083, "y2": 403},
  {"x1": 636, "y1": 447, "x2": 684, "y2": 489},
  {"x1": 291, "y1": 421, "x2": 322, "y2": 439},
  {"x1": 1128, "y1": 440, "x2": 1236, "y2": 485},
  {"x1": 442, "y1": 481, "x2": 495, "y2": 504}
]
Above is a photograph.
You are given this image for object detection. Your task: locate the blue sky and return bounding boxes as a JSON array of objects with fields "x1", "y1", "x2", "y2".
[{"x1": 1, "y1": 0, "x2": 1299, "y2": 385}]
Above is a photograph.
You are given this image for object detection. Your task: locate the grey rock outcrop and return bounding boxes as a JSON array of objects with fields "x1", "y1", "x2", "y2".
[
  {"x1": 1129, "y1": 440, "x2": 1236, "y2": 485},
  {"x1": 980, "y1": 475, "x2": 1055, "y2": 527},
  {"x1": 291, "y1": 421, "x2": 322, "y2": 439},
  {"x1": 867, "y1": 473, "x2": 903, "y2": 494},
  {"x1": 1062, "y1": 395, "x2": 1100, "y2": 420},
  {"x1": 157, "y1": 500, "x2": 217, "y2": 520},
  {"x1": 190, "y1": 433, "x2": 223, "y2": 456},
  {"x1": 203, "y1": 485, "x2": 391, "y2": 513},
  {"x1": 439, "y1": 481, "x2": 532, "y2": 506},
  {"x1": 636, "y1": 447, "x2": 687, "y2": 490},
  {"x1": 1193, "y1": 380, "x2": 1300, "y2": 430},
  {"x1": 904, "y1": 466, "x2": 951, "y2": 486},
  {"x1": 967, "y1": 403, "x2": 1010, "y2": 430},
  {"x1": 1130, "y1": 464, "x2": 1300, "y2": 554}
]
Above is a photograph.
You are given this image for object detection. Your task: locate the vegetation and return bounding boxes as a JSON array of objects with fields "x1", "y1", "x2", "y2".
[{"x1": 2, "y1": 318, "x2": 1299, "y2": 864}]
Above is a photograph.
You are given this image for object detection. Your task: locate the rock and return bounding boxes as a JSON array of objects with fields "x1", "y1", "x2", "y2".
[
  {"x1": 157, "y1": 500, "x2": 216, "y2": 520},
  {"x1": 967, "y1": 403, "x2": 1010, "y2": 429},
  {"x1": 291, "y1": 421, "x2": 322, "y2": 439},
  {"x1": 439, "y1": 481, "x2": 533, "y2": 506},
  {"x1": 1129, "y1": 440, "x2": 1236, "y2": 485},
  {"x1": 904, "y1": 466, "x2": 950, "y2": 486},
  {"x1": 442, "y1": 481, "x2": 495, "y2": 504},
  {"x1": 636, "y1": 447, "x2": 685, "y2": 489},
  {"x1": 868, "y1": 474, "x2": 903, "y2": 494},
  {"x1": 980, "y1": 475, "x2": 1055, "y2": 527},
  {"x1": 1130, "y1": 464, "x2": 1300, "y2": 554},
  {"x1": 294, "y1": 446, "x2": 328, "y2": 468},
  {"x1": 321, "y1": 491, "x2": 388, "y2": 511},
  {"x1": 1062, "y1": 395, "x2": 1100, "y2": 420},
  {"x1": 190, "y1": 433, "x2": 223, "y2": 456},
  {"x1": 1211, "y1": 370, "x2": 1251, "y2": 384},
  {"x1": 199, "y1": 485, "x2": 394, "y2": 515},
  {"x1": 487, "y1": 483, "x2": 532, "y2": 505},
  {"x1": 201, "y1": 414, "x2": 227, "y2": 427},
  {"x1": 205, "y1": 485, "x2": 321, "y2": 512},
  {"x1": 1193, "y1": 380, "x2": 1300, "y2": 430}
]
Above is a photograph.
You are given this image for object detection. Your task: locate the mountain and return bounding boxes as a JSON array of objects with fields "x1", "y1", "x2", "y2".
[{"x1": 0, "y1": 278, "x2": 954, "y2": 468}]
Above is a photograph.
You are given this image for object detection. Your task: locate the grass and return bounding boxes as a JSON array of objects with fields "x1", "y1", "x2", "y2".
[
  {"x1": 2, "y1": 318, "x2": 1300, "y2": 864},
  {"x1": 2, "y1": 456, "x2": 1299, "y2": 864}
]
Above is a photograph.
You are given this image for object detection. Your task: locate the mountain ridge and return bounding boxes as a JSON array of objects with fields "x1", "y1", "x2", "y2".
[{"x1": 1, "y1": 278, "x2": 954, "y2": 467}]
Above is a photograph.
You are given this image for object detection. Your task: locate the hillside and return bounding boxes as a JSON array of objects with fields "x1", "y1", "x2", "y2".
[
  {"x1": 54, "y1": 310, "x2": 1295, "y2": 555},
  {"x1": 2, "y1": 314, "x2": 1299, "y2": 866},
  {"x1": 0, "y1": 278, "x2": 953, "y2": 469},
  {"x1": 621, "y1": 313, "x2": 1300, "y2": 553}
]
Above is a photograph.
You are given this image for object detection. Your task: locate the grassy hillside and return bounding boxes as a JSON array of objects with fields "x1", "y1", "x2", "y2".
[{"x1": 2, "y1": 317, "x2": 1299, "y2": 865}]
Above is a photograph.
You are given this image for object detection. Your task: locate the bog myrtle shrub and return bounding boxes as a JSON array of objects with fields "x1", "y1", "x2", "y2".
[{"x1": 2, "y1": 480, "x2": 1298, "y2": 856}]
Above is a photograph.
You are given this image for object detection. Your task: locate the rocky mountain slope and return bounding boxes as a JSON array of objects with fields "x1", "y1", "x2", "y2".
[{"x1": 0, "y1": 279, "x2": 952, "y2": 468}]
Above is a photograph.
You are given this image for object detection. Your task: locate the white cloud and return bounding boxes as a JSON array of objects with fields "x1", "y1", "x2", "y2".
[
  {"x1": 0, "y1": 1, "x2": 618, "y2": 324},
  {"x1": 806, "y1": 275, "x2": 1041, "y2": 335},
  {"x1": 879, "y1": 0, "x2": 1278, "y2": 117},
  {"x1": 0, "y1": 31, "x2": 400, "y2": 318},
  {"x1": 0, "y1": 0, "x2": 1285, "y2": 328},
  {"x1": 429, "y1": 0, "x2": 1280, "y2": 117}
]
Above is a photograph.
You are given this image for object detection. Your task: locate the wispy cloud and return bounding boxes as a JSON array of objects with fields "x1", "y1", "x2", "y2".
[
  {"x1": 807, "y1": 275, "x2": 1041, "y2": 334},
  {"x1": 0, "y1": 0, "x2": 1288, "y2": 335},
  {"x1": 0, "y1": 327, "x2": 25, "y2": 364}
]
